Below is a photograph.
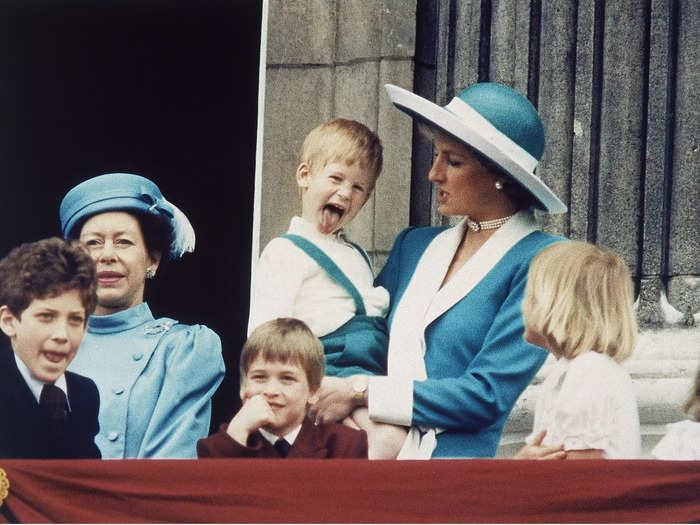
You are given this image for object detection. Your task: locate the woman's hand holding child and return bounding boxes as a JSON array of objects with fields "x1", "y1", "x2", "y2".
[{"x1": 309, "y1": 376, "x2": 359, "y2": 426}]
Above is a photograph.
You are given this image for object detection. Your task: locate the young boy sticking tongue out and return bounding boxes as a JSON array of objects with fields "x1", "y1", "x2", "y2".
[{"x1": 247, "y1": 118, "x2": 406, "y2": 459}]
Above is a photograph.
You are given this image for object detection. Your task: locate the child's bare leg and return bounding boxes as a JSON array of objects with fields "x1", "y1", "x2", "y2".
[
  {"x1": 342, "y1": 415, "x2": 361, "y2": 430},
  {"x1": 344, "y1": 407, "x2": 407, "y2": 459}
]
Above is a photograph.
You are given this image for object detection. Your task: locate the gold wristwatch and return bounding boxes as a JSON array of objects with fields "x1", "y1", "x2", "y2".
[{"x1": 352, "y1": 378, "x2": 367, "y2": 406}]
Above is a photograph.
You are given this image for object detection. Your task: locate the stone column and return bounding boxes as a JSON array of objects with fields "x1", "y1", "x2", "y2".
[{"x1": 256, "y1": 0, "x2": 418, "y2": 271}]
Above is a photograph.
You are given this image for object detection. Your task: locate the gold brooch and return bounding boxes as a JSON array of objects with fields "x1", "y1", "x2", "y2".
[{"x1": 0, "y1": 467, "x2": 9, "y2": 508}]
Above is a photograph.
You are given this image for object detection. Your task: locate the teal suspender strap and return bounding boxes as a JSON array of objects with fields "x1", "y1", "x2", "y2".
[
  {"x1": 346, "y1": 241, "x2": 373, "y2": 273},
  {"x1": 281, "y1": 234, "x2": 366, "y2": 316}
]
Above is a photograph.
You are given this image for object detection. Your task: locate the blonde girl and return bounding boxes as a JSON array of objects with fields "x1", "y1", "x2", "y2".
[{"x1": 516, "y1": 240, "x2": 640, "y2": 459}]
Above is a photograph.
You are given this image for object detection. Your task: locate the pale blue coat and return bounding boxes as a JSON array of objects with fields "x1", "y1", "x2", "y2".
[
  {"x1": 374, "y1": 217, "x2": 563, "y2": 457},
  {"x1": 68, "y1": 302, "x2": 225, "y2": 458}
]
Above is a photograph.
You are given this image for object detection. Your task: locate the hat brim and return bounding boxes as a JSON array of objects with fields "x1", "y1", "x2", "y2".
[
  {"x1": 385, "y1": 84, "x2": 567, "y2": 214},
  {"x1": 62, "y1": 197, "x2": 167, "y2": 240}
]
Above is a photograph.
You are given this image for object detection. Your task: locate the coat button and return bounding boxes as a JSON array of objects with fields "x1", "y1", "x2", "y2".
[
  {"x1": 108, "y1": 432, "x2": 119, "y2": 441},
  {"x1": 132, "y1": 352, "x2": 143, "y2": 361},
  {"x1": 112, "y1": 386, "x2": 124, "y2": 395}
]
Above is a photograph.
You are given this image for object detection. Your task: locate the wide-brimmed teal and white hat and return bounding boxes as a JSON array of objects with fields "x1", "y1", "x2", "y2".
[{"x1": 385, "y1": 82, "x2": 567, "y2": 213}]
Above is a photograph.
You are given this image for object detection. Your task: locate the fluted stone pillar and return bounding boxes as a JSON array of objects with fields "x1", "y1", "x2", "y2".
[{"x1": 257, "y1": 0, "x2": 417, "y2": 271}]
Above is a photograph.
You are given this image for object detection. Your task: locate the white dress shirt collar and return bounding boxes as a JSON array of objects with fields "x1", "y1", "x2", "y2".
[
  {"x1": 14, "y1": 352, "x2": 70, "y2": 407},
  {"x1": 258, "y1": 424, "x2": 303, "y2": 446}
]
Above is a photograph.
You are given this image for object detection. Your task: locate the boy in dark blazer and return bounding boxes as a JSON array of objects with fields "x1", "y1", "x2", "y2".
[
  {"x1": 0, "y1": 238, "x2": 100, "y2": 459},
  {"x1": 198, "y1": 318, "x2": 367, "y2": 458}
]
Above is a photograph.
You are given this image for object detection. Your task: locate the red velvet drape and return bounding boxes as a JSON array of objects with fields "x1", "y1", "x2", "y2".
[{"x1": 1, "y1": 459, "x2": 698, "y2": 523}]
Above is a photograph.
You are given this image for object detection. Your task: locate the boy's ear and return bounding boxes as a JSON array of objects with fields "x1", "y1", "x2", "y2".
[
  {"x1": 295, "y1": 163, "x2": 311, "y2": 190},
  {"x1": 0, "y1": 305, "x2": 19, "y2": 338},
  {"x1": 239, "y1": 382, "x2": 247, "y2": 403},
  {"x1": 368, "y1": 180, "x2": 377, "y2": 198},
  {"x1": 307, "y1": 388, "x2": 320, "y2": 405}
]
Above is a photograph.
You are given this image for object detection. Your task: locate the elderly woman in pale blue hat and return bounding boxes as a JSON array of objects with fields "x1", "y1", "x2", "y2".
[
  {"x1": 59, "y1": 173, "x2": 225, "y2": 458},
  {"x1": 311, "y1": 83, "x2": 567, "y2": 459}
]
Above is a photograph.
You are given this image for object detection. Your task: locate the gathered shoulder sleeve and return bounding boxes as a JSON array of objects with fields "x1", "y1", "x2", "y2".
[
  {"x1": 137, "y1": 323, "x2": 225, "y2": 458},
  {"x1": 247, "y1": 237, "x2": 316, "y2": 335},
  {"x1": 540, "y1": 353, "x2": 636, "y2": 457}
]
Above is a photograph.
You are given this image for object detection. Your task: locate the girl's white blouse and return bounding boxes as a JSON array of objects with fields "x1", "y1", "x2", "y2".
[
  {"x1": 651, "y1": 420, "x2": 700, "y2": 460},
  {"x1": 527, "y1": 351, "x2": 641, "y2": 458}
]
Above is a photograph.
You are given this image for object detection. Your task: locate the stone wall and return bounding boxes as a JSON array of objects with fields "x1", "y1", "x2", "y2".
[{"x1": 256, "y1": 0, "x2": 418, "y2": 272}]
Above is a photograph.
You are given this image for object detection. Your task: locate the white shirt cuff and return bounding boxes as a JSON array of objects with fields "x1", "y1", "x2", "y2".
[{"x1": 368, "y1": 376, "x2": 413, "y2": 426}]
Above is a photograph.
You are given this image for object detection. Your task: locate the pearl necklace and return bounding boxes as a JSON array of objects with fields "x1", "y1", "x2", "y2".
[{"x1": 465, "y1": 214, "x2": 514, "y2": 232}]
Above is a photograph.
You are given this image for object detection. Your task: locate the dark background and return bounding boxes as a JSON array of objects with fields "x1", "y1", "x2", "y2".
[{"x1": 0, "y1": 0, "x2": 262, "y2": 429}]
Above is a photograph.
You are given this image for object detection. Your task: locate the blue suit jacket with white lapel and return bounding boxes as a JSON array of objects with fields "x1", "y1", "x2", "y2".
[{"x1": 376, "y1": 219, "x2": 564, "y2": 457}]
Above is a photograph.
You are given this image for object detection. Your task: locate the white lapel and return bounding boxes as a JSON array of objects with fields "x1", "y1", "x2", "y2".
[
  {"x1": 386, "y1": 221, "x2": 464, "y2": 381},
  {"x1": 424, "y1": 210, "x2": 537, "y2": 326},
  {"x1": 387, "y1": 210, "x2": 537, "y2": 382}
]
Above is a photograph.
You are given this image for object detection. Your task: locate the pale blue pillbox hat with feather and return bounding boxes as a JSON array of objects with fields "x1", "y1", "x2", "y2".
[
  {"x1": 385, "y1": 82, "x2": 567, "y2": 213},
  {"x1": 59, "y1": 173, "x2": 195, "y2": 260}
]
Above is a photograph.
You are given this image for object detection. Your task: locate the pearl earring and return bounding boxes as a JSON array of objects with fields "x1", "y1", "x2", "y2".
[{"x1": 495, "y1": 181, "x2": 504, "y2": 190}]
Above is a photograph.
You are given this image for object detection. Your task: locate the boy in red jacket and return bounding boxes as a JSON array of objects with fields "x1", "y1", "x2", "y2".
[{"x1": 198, "y1": 318, "x2": 367, "y2": 458}]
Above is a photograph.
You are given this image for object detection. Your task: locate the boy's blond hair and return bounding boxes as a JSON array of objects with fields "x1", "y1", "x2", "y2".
[
  {"x1": 522, "y1": 240, "x2": 637, "y2": 362},
  {"x1": 240, "y1": 318, "x2": 325, "y2": 391},
  {"x1": 299, "y1": 118, "x2": 383, "y2": 183}
]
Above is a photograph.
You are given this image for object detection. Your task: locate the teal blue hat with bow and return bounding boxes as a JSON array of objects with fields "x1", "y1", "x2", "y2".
[
  {"x1": 59, "y1": 173, "x2": 195, "y2": 260},
  {"x1": 385, "y1": 82, "x2": 567, "y2": 213}
]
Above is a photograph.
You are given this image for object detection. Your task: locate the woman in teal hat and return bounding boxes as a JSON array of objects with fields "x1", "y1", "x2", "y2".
[
  {"x1": 311, "y1": 82, "x2": 568, "y2": 459},
  {"x1": 59, "y1": 173, "x2": 225, "y2": 458}
]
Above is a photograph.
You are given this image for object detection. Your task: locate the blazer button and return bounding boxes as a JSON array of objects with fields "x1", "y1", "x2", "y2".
[
  {"x1": 132, "y1": 352, "x2": 143, "y2": 361},
  {"x1": 112, "y1": 386, "x2": 124, "y2": 395},
  {"x1": 108, "y1": 431, "x2": 119, "y2": 441}
]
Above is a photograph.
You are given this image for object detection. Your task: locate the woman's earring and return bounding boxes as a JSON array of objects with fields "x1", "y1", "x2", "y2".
[
  {"x1": 495, "y1": 180, "x2": 504, "y2": 190},
  {"x1": 145, "y1": 268, "x2": 156, "y2": 279}
]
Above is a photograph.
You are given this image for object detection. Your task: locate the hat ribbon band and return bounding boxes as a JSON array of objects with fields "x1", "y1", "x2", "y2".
[
  {"x1": 146, "y1": 199, "x2": 174, "y2": 219},
  {"x1": 444, "y1": 97, "x2": 539, "y2": 174}
]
